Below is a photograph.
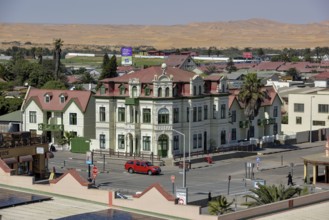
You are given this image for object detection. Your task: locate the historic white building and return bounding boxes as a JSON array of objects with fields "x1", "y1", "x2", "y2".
[
  {"x1": 21, "y1": 87, "x2": 95, "y2": 143},
  {"x1": 92, "y1": 64, "x2": 230, "y2": 158}
]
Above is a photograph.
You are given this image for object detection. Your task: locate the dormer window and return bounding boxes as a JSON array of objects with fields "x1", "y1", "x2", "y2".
[
  {"x1": 60, "y1": 95, "x2": 65, "y2": 103},
  {"x1": 132, "y1": 86, "x2": 137, "y2": 98},
  {"x1": 44, "y1": 92, "x2": 53, "y2": 103},
  {"x1": 100, "y1": 85, "x2": 105, "y2": 95},
  {"x1": 165, "y1": 87, "x2": 170, "y2": 97},
  {"x1": 119, "y1": 85, "x2": 126, "y2": 95},
  {"x1": 145, "y1": 86, "x2": 150, "y2": 96}
]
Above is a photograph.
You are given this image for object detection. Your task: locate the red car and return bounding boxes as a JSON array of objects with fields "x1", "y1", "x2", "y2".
[{"x1": 124, "y1": 160, "x2": 161, "y2": 175}]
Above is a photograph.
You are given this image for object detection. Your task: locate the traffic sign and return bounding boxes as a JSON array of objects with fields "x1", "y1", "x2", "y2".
[
  {"x1": 171, "y1": 175, "x2": 175, "y2": 183},
  {"x1": 256, "y1": 157, "x2": 260, "y2": 163},
  {"x1": 92, "y1": 166, "x2": 98, "y2": 179}
]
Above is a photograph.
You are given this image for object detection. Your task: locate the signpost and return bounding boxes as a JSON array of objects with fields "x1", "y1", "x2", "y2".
[
  {"x1": 256, "y1": 157, "x2": 260, "y2": 170},
  {"x1": 86, "y1": 151, "x2": 93, "y2": 182},
  {"x1": 171, "y1": 175, "x2": 175, "y2": 195}
]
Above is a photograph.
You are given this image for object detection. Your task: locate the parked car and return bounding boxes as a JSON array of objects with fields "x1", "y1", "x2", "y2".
[{"x1": 124, "y1": 160, "x2": 161, "y2": 175}]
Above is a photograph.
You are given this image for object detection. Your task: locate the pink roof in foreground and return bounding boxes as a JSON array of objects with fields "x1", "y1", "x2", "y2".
[
  {"x1": 313, "y1": 72, "x2": 329, "y2": 80},
  {"x1": 24, "y1": 87, "x2": 92, "y2": 112},
  {"x1": 133, "y1": 183, "x2": 175, "y2": 201},
  {"x1": 101, "y1": 66, "x2": 196, "y2": 83}
]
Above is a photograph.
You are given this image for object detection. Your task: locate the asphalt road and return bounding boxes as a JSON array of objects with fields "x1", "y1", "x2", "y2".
[{"x1": 49, "y1": 145, "x2": 327, "y2": 203}]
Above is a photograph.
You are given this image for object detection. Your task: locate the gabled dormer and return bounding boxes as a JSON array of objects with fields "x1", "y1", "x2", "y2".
[
  {"x1": 59, "y1": 93, "x2": 68, "y2": 103},
  {"x1": 44, "y1": 92, "x2": 53, "y2": 103}
]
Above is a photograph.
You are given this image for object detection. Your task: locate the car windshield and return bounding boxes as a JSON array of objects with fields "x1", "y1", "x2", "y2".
[{"x1": 146, "y1": 162, "x2": 153, "y2": 166}]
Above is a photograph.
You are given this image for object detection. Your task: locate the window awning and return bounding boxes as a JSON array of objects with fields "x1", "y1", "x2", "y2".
[
  {"x1": 45, "y1": 151, "x2": 54, "y2": 159},
  {"x1": 19, "y1": 155, "x2": 33, "y2": 163},
  {"x1": 2, "y1": 157, "x2": 18, "y2": 164}
]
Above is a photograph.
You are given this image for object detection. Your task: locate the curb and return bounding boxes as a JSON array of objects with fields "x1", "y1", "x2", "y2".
[{"x1": 257, "y1": 145, "x2": 322, "y2": 155}]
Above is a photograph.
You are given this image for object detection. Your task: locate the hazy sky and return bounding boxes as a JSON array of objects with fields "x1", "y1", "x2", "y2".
[{"x1": 0, "y1": 0, "x2": 328, "y2": 25}]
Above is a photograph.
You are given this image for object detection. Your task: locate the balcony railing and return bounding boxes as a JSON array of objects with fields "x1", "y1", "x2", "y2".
[
  {"x1": 257, "y1": 118, "x2": 276, "y2": 126},
  {"x1": 125, "y1": 98, "x2": 139, "y2": 105},
  {"x1": 38, "y1": 123, "x2": 64, "y2": 131},
  {"x1": 239, "y1": 120, "x2": 249, "y2": 128}
]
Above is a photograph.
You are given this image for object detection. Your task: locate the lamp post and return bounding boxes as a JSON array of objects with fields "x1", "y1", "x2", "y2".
[
  {"x1": 173, "y1": 129, "x2": 186, "y2": 188},
  {"x1": 189, "y1": 101, "x2": 192, "y2": 162},
  {"x1": 310, "y1": 96, "x2": 315, "y2": 143}
]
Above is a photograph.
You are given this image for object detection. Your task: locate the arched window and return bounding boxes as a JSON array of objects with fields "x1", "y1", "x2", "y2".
[
  {"x1": 158, "y1": 108, "x2": 169, "y2": 124},
  {"x1": 132, "y1": 86, "x2": 137, "y2": 97},
  {"x1": 165, "y1": 87, "x2": 170, "y2": 97},
  {"x1": 199, "y1": 85, "x2": 202, "y2": 95},
  {"x1": 158, "y1": 87, "x2": 162, "y2": 97}
]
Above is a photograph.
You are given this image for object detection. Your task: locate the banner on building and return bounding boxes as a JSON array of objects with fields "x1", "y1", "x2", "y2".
[{"x1": 121, "y1": 47, "x2": 133, "y2": 66}]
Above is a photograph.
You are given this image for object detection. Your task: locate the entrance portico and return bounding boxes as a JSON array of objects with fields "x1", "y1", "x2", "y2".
[{"x1": 302, "y1": 154, "x2": 329, "y2": 185}]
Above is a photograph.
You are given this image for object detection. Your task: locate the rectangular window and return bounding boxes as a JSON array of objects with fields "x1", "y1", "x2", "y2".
[
  {"x1": 231, "y1": 128, "x2": 236, "y2": 141},
  {"x1": 118, "y1": 107, "x2": 125, "y2": 122},
  {"x1": 313, "y1": 121, "x2": 325, "y2": 126},
  {"x1": 204, "y1": 105, "x2": 208, "y2": 120},
  {"x1": 29, "y1": 111, "x2": 37, "y2": 123},
  {"x1": 69, "y1": 113, "x2": 77, "y2": 125},
  {"x1": 198, "y1": 107, "x2": 202, "y2": 121},
  {"x1": 273, "y1": 123, "x2": 278, "y2": 135},
  {"x1": 318, "y1": 104, "x2": 329, "y2": 113},
  {"x1": 99, "y1": 134, "x2": 105, "y2": 149},
  {"x1": 193, "y1": 134, "x2": 197, "y2": 149},
  {"x1": 273, "y1": 106, "x2": 278, "y2": 117},
  {"x1": 118, "y1": 135, "x2": 125, "y2": 149},
  {"x1": 187, "y1": 107, "x2": 190, "y2": 122},
  {"x1": 296, "y1": 117, "x2": 302, "y2": 124},
  {"x1": 143, "y1": 136, "x2": 151, "y2": 151},
  {"x1": 173, "y1": 135, "x2": 179, "y2": 150},
  {"x1": 45, "y1": 95, "x2": 50, "y2": 103},
  {"x1": 220, "y1": 104, "x2": 226, "y2": 119},
  {"x1": 193, "y1": 107, "x2": 197, "y2": 122},
  {"x1": 60, "y1": 96, "x2": 65, "y2": 103},
  {"x1": 250, "y1": 126, "x2": 255, "y2": 138},
  {"x1": 294, "y1": 103, "x2": 304, "y2": 112},
  {"x1": 198, "y1": 133, "x2": 202, "y2": 148},
  {"x1": 99, "y1": 107, "x2": 106, "y2": 122},
  {"x1": 213, "y1": 105, "x2": 217, "y2": 119},
  {"x1": 231, "y1": 110, "x2": 236, "y2": 123},
  {"x1": 173, "y1": 108, "x2": 179, "y2": 123},
  {"x1": 221, "y1": 130, "x2": 226, "y2": 144},
  {"x1": 143, "y1": 108, "x2": 151, "y2": 123}
]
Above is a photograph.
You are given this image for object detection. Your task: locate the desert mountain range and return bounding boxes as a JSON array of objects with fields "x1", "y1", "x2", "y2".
[{"x1": 0, "y1": 19, "x2": 328, "y2": 50}]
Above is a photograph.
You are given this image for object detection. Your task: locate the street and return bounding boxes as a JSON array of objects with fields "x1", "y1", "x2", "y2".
[{"x1": 49, "y1": 143, "x2": 327, "y2": 203}]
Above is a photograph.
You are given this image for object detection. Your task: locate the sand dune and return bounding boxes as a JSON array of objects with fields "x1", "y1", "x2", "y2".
[{"x1": 0, "y1": 19, "x2": 328, "y2": 50}]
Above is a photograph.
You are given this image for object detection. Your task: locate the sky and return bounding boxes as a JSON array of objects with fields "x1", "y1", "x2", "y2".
[{"x1": 0, "y1": 0, "x2": 328, "y2": 25}]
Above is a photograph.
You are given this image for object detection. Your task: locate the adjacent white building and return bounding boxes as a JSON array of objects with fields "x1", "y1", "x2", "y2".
[
  {"x1": 283, "y1": 91, "x2": 329, "y2": 134},
  {"x1": 21, "y1": 87, "x2": 95, "y2": 143}
]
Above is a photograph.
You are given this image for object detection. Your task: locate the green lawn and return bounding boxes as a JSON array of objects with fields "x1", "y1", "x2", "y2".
[{"x1": 62, "y1": 56, "x2": 165, "y2": 68}]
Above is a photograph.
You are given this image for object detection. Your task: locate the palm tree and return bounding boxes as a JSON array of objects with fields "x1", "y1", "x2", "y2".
[
  {"x1": 208, "y1": 195, "x2": 234, "y2": 215},
  {"x1": 53, "y1": 38, "x2": 64, "y2": 80},
  {"x1": 244, "y1": 184, "x2": 302, "y2": 207},
  {"x1": 238, "y1": 72, "x2": 265, "y2": 140}
]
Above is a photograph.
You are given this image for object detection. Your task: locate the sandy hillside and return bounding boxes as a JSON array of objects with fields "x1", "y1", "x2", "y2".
[{"x1": 0, "y1": 19, "x2": 328, "y2": 50}]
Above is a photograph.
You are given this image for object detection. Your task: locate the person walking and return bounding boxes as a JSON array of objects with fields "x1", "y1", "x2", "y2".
[{"x1": 287, "y1": 172, "x2": 293, "y2": 186}]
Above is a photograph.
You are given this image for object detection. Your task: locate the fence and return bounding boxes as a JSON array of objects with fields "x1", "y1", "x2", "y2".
[{"x1": 92, "y1": 149, "x2": 161, "y2": 161}]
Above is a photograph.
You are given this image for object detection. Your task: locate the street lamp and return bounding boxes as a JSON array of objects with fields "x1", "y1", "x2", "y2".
[
  {"x1": 310, "y1": 96, "x2": 315, "y2": 143},
  {"x1": 188, "y1": 101, "x2": 192, "y2": 162},
  {"x1": 172, "y1": 129, "x2": 186, "y2": 188}
]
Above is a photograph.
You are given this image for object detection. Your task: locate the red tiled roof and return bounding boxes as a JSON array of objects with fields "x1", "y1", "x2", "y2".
[
  {"x1": 313, "y1": 72, "x2": 329, "y2": 80},
  {"x1": 228, "y1": 86, "x2": 278, "y2": 108},
  {"x1": 49, "y1": 169, "x2": 90, "y2": 186},
  {"x1": 101, "y1": 66, "x2": 196, "y2": 84},
  {"x1": 252, "y1": 62, "x2": 285, "y2": 71},
  {"x1": 133, "y1": 183, "x2": 175, "y2": 201},
  {"x1": 24, "y1": 87, "x2": 92, "y2": 112},
  {"x1": 165, "y1": 55, "x2": 189, "y2": 68},
  {"x1": 66, "y1": 75, "x2": 81, "y2": 84},
  {"x1": 204, "y1": 75, "x2": 221, "y2": 81}
]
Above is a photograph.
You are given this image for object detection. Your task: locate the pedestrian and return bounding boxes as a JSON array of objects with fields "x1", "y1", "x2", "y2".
[
  {"x1": 208, "y1": 192, "x2": 212, "y2": 201},
  {"x1": 287, "y1": 172, "x2": 293, "y2": 186}
]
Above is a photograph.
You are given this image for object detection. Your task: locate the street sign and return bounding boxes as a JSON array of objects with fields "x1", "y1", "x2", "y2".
[
  {"x1": 86, "y1": 151, "x2": 93, "y2": 165},
  {"x1": 256, "y1": 157, "x2": 260, "y2": 163},
  {"x1": 171, "y1": 175, "x2": 175, "y2": 183},
  {"x1": 92, "y1": 166, "x2": 98, "y2": 179}
]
